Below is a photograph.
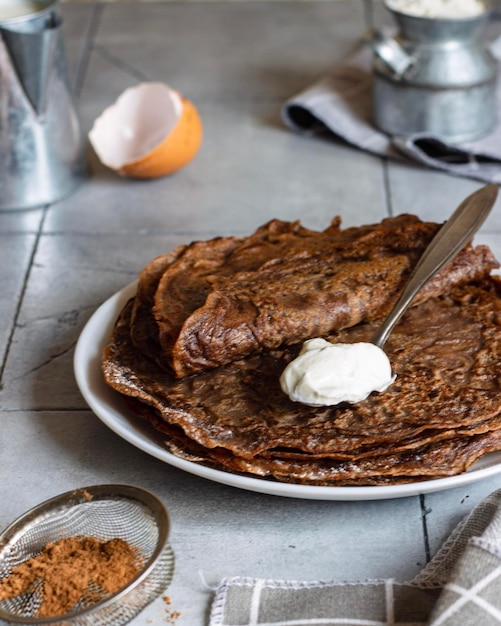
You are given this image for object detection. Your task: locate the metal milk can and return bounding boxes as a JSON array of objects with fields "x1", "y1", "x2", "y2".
[
  {"x1": 366, "y1": 1, "x2": 498, "y2": 143},
  {"x1": 0, "y1": 0, "x2": 86, "y2": 210}
]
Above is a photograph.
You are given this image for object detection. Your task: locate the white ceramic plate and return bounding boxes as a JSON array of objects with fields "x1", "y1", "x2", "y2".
[{"x1": 74, "y1": 282, "x2": 501, "y2": 501}]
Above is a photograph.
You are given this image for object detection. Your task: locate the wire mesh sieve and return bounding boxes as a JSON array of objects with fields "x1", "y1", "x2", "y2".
[{"x1": 0, "y1": 484, "x2": 174, "y2": 626}]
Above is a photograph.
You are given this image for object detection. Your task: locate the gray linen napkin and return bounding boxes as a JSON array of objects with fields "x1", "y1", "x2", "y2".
[
  {"x1": 281, "y1": 41, "x2": 501, "y2": 184},
  {"x1": 209, "y1": 489, "x2": 501, "y2": 626}
]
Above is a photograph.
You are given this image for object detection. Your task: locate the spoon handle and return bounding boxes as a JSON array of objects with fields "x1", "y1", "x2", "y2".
[{"x1": 372, "y1": 183, "x2": 498, "y2": 348}]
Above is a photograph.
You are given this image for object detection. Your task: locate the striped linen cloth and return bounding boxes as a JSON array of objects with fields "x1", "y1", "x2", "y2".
[{"x1": 210, "y1": 489, "x2": 501, "y2": 626}]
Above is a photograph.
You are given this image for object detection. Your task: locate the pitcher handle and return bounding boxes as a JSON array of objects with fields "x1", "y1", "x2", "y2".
[{"x1": 362, "y1": 29, "x2": 415, "y2": 78}]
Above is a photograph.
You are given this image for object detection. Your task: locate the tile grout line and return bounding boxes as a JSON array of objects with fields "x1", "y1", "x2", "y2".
[
  {"x1": 382, "y1": 158, "x2": 394, "y2": 218},
  {"x1": 73, "y1": 3, "x2": 104, "y2": 99},
  {"x1": 420, "y1": 494, "x2": 432, "y2": 563},
  {"x1": 0, "y1": 208, "x2": 50, "y2": 390},
  {"x1": 93, "y1": 42, "x2": 151, "y2": 82}
]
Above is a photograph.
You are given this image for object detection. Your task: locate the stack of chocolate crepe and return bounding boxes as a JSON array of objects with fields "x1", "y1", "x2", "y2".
[{"x1": 102, "y1": 214, "x2": 501, "y2": 485}]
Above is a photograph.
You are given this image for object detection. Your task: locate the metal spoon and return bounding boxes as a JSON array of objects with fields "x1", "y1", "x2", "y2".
[
  {"x1": 280, "y1": 183, "x2": 498, "y2": 407},
  {"x1": 372, "y1": 183, "x2": 498, "y2": 349}
]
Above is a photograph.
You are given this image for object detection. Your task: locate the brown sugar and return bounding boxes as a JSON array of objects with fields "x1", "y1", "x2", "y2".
[
  {"x1": 0, "y1": 536, "x2": 141, "y2": 617},
  {"x1": 163, "y1": 595, "x2": 182, "y2": 624}
]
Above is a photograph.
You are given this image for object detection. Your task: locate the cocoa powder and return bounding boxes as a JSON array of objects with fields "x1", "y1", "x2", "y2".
[{"x1": 0, "y1": 536, "x2": 141, "y2": 617}]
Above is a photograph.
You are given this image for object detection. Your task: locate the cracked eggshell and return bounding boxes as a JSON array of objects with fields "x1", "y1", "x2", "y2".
[{"x1": 89, "y1": 82, "x2": 203, "y2": 179}]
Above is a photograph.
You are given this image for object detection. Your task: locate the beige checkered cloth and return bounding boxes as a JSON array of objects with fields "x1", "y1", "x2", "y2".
[{"x1": 209, "y1": 489, "x2": 501, "y2": 625}]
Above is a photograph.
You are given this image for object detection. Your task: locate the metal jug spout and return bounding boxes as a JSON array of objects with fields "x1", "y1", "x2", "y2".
[
  {"x1": 363, "y1": 28, "x2": 415, "y2": 79},
  {"x1": 0, "y1": 0, "x2": 87, "y2": 210},
  {"x1": 0, "y1": 13, "x2": 60, "y2": 117}
]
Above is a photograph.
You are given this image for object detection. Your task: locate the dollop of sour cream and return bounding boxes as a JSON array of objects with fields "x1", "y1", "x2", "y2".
[{"x1": 280, "y1": 338, "x2": 395, "y2": 407}]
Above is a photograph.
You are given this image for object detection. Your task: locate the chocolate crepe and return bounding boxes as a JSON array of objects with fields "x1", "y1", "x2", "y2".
[{"x1": 102, "y1": 215, "x2": 501, "y2": 486}]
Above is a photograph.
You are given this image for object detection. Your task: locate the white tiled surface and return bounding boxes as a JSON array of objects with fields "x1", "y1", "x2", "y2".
[{"x1": 1, "y1": 2, "x2": 501, "y2": 625}]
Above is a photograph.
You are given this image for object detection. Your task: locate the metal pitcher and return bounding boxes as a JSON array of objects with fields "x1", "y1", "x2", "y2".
[
  {"x1": 365, "y1": 1, "x2": 498, "y2": 143},
  {"x1": 0, "y1": 0, "x2": 86, "y2": 210}
]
